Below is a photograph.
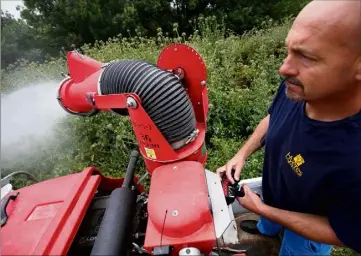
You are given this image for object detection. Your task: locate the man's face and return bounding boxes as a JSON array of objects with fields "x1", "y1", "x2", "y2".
[{"x1": 279, "y1": 8, "x2": 360, "y2": 103}]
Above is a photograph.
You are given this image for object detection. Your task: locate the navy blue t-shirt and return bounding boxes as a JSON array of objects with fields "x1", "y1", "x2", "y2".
[{"x1": 262, "y1": 80, "x2": 361, "y2": 253}]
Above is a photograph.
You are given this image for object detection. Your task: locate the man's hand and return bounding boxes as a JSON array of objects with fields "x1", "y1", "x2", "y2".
[
  {"x1": 236, "y1": 184, "x2": 265, "y2": 215},
  {"x1": 216, "y1": 154, "x2": 246, "y2": 184}
]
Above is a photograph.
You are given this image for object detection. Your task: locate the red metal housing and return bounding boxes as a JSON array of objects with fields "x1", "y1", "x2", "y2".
[
  {"x1": 143, "y1": 161, "x2": 216, "y2": 255},
  {"x1": 1, "y1": 168, "x2": 144, "y2": 255}
]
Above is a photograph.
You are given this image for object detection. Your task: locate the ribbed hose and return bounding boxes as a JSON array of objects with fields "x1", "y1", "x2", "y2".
[{"x1": 99, "y1": 60, "x2": 197, "y2": 147}]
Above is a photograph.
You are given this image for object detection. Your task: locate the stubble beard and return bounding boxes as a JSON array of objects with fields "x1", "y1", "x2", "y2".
[{"x1": 285, "y1": 87, "x2": 305, "y2": 102}]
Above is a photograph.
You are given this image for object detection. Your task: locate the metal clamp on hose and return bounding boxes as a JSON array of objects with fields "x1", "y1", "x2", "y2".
[{"x1": 171, "y1": 129, "x2": 199, "y2": 149}]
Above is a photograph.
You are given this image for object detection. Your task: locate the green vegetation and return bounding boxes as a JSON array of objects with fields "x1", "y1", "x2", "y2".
[
  {"x1": 2, "y1": 0, "x2": 309, "y2": 68},
  {"x1": 1, "y1": 16, "x2": 358, "y2": 256}
]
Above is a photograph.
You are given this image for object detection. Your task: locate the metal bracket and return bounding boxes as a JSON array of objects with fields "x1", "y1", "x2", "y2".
[
  {"x1": 204, "y1": 170, "x2": 239, "y2": 243},
  {"x1": 1, "y1": 192, "x2": 20, "y2": 227}
]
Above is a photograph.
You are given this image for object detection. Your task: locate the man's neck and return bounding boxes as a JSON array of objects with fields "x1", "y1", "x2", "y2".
[{"x1": 305, "y1": 87, "x2": 361, "y2": 122}]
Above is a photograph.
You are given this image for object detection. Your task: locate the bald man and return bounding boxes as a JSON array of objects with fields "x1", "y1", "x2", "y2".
[{"x1": 217, "y1": 0, "x2": 361, "y2": 255}]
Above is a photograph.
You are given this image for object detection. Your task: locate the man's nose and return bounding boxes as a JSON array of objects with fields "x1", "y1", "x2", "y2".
[{"x1": 279, "y1": 55, "x2": 298, "y2": 77}]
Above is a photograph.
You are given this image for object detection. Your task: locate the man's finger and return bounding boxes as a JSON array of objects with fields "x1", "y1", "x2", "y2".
[
  {"x1": 234, "y1": 163, "x2": 242, "y2": 181},
  {"x1": 226, "y1": 163, "x2": 235, "y2": 184},
  {"x1": 241, "y1": 184, "x2": 251, "y2": 195},
  {"x1": 216, "y1": 166, "x2": 226, "y2": 179},
  {"x1": 237, "y1": 185, "x2": 249, "y2": 204}
]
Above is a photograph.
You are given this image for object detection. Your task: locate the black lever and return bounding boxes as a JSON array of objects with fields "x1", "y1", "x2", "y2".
[
  {"x1": 221, "y1": 168, "x2": 262, "y2": 205},
  {"x1": 1, "y1": 192, "x2": 19, "y2": 227},
  {"x1": 221, "y1": 169, "x2": 243, "y2": 205}
]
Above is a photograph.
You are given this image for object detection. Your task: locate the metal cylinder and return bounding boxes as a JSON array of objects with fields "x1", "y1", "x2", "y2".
[{"x1": 90, "y1": 187, "x2": 137, "y2": 256}]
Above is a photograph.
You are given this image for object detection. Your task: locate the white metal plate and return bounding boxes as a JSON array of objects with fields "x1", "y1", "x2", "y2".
[
  {"x1": 205, "y1": 169, "x2": 239, "y2": 243},
  {"x1": 223, "y1": 203, "x2": 239, "y2": 244}
]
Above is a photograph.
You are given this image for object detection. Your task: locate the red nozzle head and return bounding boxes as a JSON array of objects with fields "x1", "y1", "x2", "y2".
[{"x1": 57, "y1": 51, "x2": 104, "y2": 116}]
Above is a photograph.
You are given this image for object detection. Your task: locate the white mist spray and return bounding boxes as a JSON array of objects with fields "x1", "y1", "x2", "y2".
[{"x1": 1, "y1": 81, "x2": 68, "y2": 171}]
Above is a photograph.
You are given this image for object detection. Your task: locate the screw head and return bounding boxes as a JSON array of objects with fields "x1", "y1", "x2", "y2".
[
  {"x1": 201, "y1": 80, "x2": 206, "y2": 86},
  {"x1": 173, "y1": 166, "x2": 178, "y2": 171},
  {"x1": 126, "y1": 97, "x2": 137, "y2": 108},
  {"x1": 172, "y1": 210, "x2": 178, "y2": 216}
]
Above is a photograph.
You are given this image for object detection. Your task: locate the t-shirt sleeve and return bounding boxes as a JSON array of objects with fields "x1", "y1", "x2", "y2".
[
  {"x1": 268, "y1": 80, "x2": 286, "y2": 115},
  {"x1": 328, "y1": 184, "x2": 361, "y2": 253}
]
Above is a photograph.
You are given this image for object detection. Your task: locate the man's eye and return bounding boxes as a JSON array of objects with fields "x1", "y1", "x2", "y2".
[
  {"x1": 300, "y1": 53, "x2": 315, "y2": 61},
  {"x1": 302, "y1": 54, "x2": 310, "y2": 59}
]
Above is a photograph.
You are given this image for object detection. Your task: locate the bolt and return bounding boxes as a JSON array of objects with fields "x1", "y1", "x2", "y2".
[
  {"x1": 127, "y1": 97, "x2": 137, "y2": 108},
  {"x1": 197, "y1": 102, "x2": 200, "y2": 105},
  {"x1": 201, "y1": 80, "x2": 206, "y2": 86},
  {"x1": 173, "y1": 166, "x2": 178, "y2": 171},
  {"x1": 177, "y1": 68, "x2": 182, "y2": 74},
  {"x1": 172, "y1": 210, "x2": 178, "y2": 216},
  {"x1": 174, "y1": 48, "x2": 178, "y2": 52}
]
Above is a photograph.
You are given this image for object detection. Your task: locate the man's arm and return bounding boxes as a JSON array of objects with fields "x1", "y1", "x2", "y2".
[
  {"x1": 238, "y1": 184, "x2": 344, "y2": 247},
  {"x1": 260, "y1": 203, "x2": 344, "y2": 246},
  {"x1": 219, "y1": 114, "x2": 270, "y2": 183},
  {"x1": 235, "y1": 114, "x2": 270, "y2": 159},
  {"x1": 236, "y1": 80, "x2": 285, "y2": 159}
]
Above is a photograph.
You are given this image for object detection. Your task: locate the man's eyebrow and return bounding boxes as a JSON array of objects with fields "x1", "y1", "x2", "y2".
[
  {"x1": 285, "y1": 39, "x2": 317, "y2": 57},
  {"x1": 294, "y1": 46, "x2": 316, "y2": 56}
]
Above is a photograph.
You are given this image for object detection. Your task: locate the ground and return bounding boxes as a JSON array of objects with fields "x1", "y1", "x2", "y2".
[{"x1": 214, "y1": 213, "x2": 359, "y2": 256}]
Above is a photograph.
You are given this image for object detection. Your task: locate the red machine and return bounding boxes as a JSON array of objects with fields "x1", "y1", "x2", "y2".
[{"x1": 1, "y1": 44, "x2": 242, "y2": 256}]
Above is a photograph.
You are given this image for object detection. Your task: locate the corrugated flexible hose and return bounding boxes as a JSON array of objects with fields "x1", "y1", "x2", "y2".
[{"x1": 99, "y1": 60, "x2": 197, "y2": 149}]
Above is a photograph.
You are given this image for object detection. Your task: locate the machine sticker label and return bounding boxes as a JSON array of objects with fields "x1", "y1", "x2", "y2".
[{"x1": 145, "y1": 147, "x2": 157, "y2": 159}]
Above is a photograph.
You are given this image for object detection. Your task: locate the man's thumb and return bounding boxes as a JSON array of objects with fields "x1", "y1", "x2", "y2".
[
  {"x1": 234, "y1": 165, "x2": 242, "y2": 181},
  {"x1": 242, "y1": 184, "x2": 250, "y2": 194}
]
